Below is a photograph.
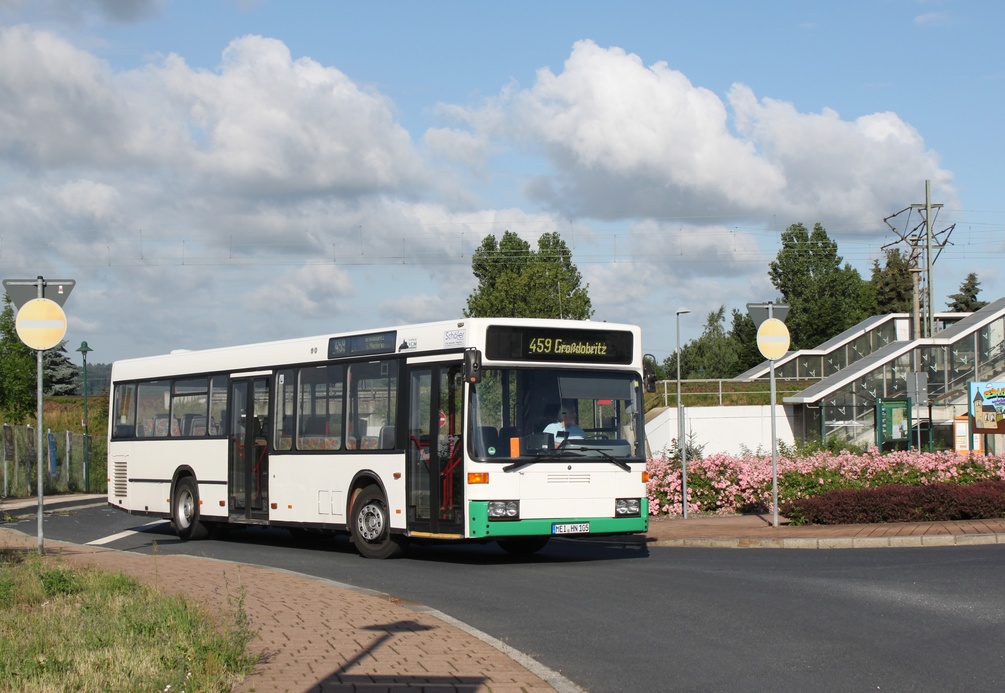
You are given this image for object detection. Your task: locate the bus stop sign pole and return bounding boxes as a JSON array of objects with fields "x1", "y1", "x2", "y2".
[
  {"x1": 4, "y1": 276, "x2": 73, "y2": 554},
  {"x1": 749, "y1": 302, "x2": 790, "y2": 528}
]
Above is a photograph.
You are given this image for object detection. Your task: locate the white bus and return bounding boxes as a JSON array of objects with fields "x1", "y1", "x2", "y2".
[{"x1": 107, "y1": 318, "x2": 655, "y2": 558}]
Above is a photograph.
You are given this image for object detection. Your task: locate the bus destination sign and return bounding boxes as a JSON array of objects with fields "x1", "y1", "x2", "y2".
[
  {"x1": 486, "y1": 326, "x2": 633, "y2": 364},
  {"x1": 328, "y1": 330, "x2": 397, "y2": 359}
]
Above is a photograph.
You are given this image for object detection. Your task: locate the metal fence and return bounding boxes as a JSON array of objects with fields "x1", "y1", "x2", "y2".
[{"x1": 2, "y1": 423, "x2": 104, "y2": 498}]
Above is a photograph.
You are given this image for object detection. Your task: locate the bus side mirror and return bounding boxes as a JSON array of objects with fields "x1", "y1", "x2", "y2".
[
  {"x1": 464, "y1": 348, "x2": 482, "y2": 384},
  {"x1": 643, "y1": 353, "x2": 657, "y2": 393}
]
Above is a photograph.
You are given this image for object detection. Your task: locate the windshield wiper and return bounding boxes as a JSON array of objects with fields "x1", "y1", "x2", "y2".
[
  {"x1": 502, "y1": 450, "x2": 584, "y2": 472},
  {"x1": 560, "y1": 445, "x2": 632, "y2": 472}
]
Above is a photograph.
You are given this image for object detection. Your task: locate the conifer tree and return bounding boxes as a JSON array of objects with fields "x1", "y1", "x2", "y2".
[
  {"x1": 870, "y1": 248, "x2": 913, "y2": 314},
  {"x1": 946, "y1": 273, "x2": 988, "y2": 312},
  {"x1": 43, "y1": 341, "x2": 80, "y2": 396}
]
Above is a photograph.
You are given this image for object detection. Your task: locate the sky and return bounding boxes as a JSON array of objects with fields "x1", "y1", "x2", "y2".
[{"x1": 1, "y1": 0, "x2": 1003, "y2": 367}]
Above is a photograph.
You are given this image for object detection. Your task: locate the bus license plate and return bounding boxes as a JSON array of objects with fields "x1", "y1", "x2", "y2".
[{"x1": 552, "y1": 522, "x2": 590, "y2": 535}]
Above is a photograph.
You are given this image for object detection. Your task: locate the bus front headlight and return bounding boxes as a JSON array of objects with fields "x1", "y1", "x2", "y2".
[
  {"x1": 615, "y1": 498, "x2": 641, "y2": 517},
  {"x1": 488, "y1": 500, "x2": 520, "y2": 520}
]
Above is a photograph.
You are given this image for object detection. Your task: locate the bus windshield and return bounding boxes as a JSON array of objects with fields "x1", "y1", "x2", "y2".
[{"x1": 468, "y1": 367, "x2": 645, "y2": 461}]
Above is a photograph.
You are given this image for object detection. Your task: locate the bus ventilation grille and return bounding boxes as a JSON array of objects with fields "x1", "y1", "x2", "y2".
[{"x1": 112, "y1": 457, "x2": 128, "y2": 497}]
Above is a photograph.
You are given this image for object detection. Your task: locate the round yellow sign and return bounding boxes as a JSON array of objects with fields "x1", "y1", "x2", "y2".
[
  {"x1": 15, "y1": 298, "x2": 67, "y2": 350},
  {"x1": 756, "y1": 317, "x2": 790, "y2": 360}
]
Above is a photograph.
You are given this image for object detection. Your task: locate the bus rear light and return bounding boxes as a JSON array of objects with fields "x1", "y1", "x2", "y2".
[
  {"x1": 219, "y1": 500, "x2": 225, "y2": 507},
  {"x1": 642, "y1": 471, "x2": 649, "y2": 483},
  {"x1": 468, "y1": 472, "x2": 490, "y2": 484}
]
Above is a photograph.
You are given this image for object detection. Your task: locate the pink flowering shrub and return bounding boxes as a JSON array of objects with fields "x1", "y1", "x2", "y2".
[{"x1": 647, "y1": 448, "x2": 1005, "y2": 517}]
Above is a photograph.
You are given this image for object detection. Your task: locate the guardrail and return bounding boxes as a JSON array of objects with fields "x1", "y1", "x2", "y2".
[{"x1": 646, "y1": 378, "x2": 819, "y2": 410}]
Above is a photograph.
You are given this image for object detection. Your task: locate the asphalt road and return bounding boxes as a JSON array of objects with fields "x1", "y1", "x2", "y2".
[{"x1": 18, "y1": 504, "x2": 1005, "y2": 693}]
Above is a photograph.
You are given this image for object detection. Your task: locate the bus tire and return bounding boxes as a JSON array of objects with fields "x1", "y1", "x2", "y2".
[
  {"x1": 350, "y1": 486, "x2": 406, "y2": 559},
  {"x1": 172, "y1": 476, "x2": 208, "y2": 541},
  {"x1": 497, "y1": 537, "x2": 550, "y2": 555}
]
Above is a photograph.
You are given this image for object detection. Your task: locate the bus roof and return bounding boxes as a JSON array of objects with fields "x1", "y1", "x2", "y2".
[{"x1": 110, "y1": 317, "x2": 643, "y2": 381}]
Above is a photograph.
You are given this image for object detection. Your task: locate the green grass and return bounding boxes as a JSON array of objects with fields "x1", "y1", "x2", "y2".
[{"x1": 0, "y1": 550, "x2": 258, "y2": 692}]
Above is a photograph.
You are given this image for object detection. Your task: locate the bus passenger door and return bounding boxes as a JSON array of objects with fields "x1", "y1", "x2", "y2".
[
  {"x1": 229, "y1": 377, "x2": 270, "y2": 521},
  {"x1": 407, "y1": 363, "x2": 464, "y2": 536}
]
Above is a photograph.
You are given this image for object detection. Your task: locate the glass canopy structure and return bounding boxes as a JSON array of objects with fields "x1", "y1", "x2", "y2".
[{"x1": 738, "y1": 298, "x2": 1005, "y2": 450}]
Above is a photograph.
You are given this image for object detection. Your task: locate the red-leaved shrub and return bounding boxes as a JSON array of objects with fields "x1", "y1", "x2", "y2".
[{"x1": 780, "y1": 480, "x2": 1005, "y2": 525}]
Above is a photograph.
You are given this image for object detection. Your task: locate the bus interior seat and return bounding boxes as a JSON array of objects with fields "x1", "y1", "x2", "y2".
[
  {"x1": 499, "y1": 426, "x2": 519, "y2": 442},
  {"x1": 303, "y1": 416, "x2": 327, "y2": 435},
  {"x1": 379, "y1": 425, "x2": 395, "y2": 450},
  {"x1": 183, "y1": 413, "x2": 207, "y2": 436}
]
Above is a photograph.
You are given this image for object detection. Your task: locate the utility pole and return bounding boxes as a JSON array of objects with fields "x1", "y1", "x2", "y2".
[
  {"x1": 884, "y1": 180, "x2": 952, "y2": 339},
  {"x1": 911, "y1": 180, "x2": 944, "y2": 338},
  {"x1": 924, "y1": 180, "x2": 935, "y2": 338}
]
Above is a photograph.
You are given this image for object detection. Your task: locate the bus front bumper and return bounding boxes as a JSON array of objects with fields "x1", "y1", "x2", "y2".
[{"x1": 468, "y1": 499, "x2": 648, "y2": 539}]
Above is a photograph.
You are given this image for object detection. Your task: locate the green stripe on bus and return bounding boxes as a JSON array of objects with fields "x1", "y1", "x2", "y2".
[{"x1": 468, "y1": 499, "x2": 648, "y2": 538}]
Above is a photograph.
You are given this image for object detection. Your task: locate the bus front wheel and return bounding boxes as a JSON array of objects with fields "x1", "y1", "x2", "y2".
[
  {"x1": 350, "y1": 486, "x2": 406, "y2": 559},
  {"x1": 172, "y1": 476, "x2": 208, "y2": 541}
]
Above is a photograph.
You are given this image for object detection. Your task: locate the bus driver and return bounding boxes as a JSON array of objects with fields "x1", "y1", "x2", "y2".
[{"x1": 544, "y1": 404, "x2": 585, "y2": 445}]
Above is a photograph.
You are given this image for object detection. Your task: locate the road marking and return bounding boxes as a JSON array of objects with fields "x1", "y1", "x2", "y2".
[{"x1": 88, "y1": 519, "x2": 169, "y2": 545}]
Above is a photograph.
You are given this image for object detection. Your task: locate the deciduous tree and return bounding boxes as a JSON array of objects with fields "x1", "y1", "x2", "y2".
[
  {"x1": 663, "y1": 306, "x2": 746, "y2": 380},
  {"x1": 465, "y1": 230, "x2": 592, "y2": 319},
  {"x1": 768, "y1": 223, "x2": 869, "y2": 349},
  {"x1": 0, "y1": 293, "x2": 35, "y2": 421}
]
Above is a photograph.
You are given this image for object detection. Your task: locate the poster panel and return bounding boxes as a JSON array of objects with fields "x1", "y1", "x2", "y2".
[{"x1": 968, "y1": 382, "x2": 1005, "y2": 434}]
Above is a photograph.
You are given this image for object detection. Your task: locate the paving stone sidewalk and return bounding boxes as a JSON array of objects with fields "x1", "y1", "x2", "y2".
[
  {"x1": 0, "y1": 527, "x2": 568, "y2": 693},
  {"x1": 644, "y1": 512, "x2": 1005, "y2": 548}
]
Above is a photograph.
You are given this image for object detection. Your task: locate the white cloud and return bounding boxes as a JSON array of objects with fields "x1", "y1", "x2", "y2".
[
  {"x1": 377, "y1": 292, "x2": 457, "y2": 326},
  {"x1": 52, "y1": 179, "x2": 121, "y2": 222},
  {"x1": 0, "y1": 26, "x2": 429, "y2": 197},
  {"x1": 506, "y1": 40, "x2": 783, "y2": 218},
  {"x1": 0, "y1": 25, "x2": 129, "y2": 167},
  {"x1": 245, "y1": 264, "x2": 354, "y2": 319},
  {"x1": 728, "y1": 85, "x2": 955, "y2": 227},
  {"x1": 423, "y1": 126, "x2": 495, "y2": 174},
  {"x1": 442, "y1": 39, "x2": 955, "y2": 233},
  {"x1": 158, "y1": 35, "x2": 426, "y2": 197}
]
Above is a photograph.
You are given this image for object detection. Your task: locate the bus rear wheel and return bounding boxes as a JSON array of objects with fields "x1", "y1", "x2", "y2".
[
  {"x1": 172, "y1": 476, "x2": 208, "y2": 541},
  {"x1": 497, "y1": 537, "x2": 550, "y2": 555},
  {"x1": 350, "y1": 486, "x2": 406, "y2": 559}
]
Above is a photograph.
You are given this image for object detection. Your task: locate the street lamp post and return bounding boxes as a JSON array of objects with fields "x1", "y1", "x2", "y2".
[
  {"x1": 76, "y1": 341, "x2": 92, "y2": 493},
  {"x1": 676, "y1": 308, "x2": 690, "y2": 519}
]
